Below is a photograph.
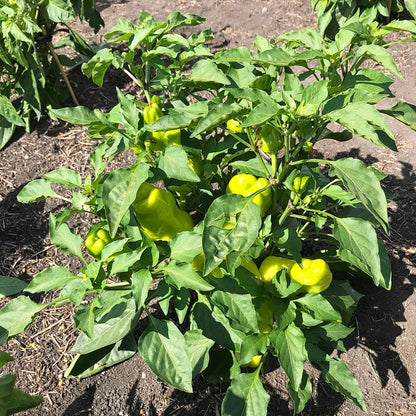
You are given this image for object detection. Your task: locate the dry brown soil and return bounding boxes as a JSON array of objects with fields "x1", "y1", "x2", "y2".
[{"x1": 1, "y1": 0, "x2": 416, "y2": 415}]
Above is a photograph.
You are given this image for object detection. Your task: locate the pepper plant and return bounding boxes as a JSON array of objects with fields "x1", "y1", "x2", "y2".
[
  {"x1": 0, "y1": 0, "x2": 103, "y2": 149},
  {"x1": 311, "y1": 0, "x2": 416, "y2": 37},
  {"x1": 3, "y1": 10, "x2": 416, "y2": 416}
]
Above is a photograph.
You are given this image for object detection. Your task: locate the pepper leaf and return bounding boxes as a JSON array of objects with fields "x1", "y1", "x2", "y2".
[
  {"x1": 221, "y1": 372, "x2": 270, "y2": 416},
  {"x1": 138, "y1": 318, "x2": 193, "y2": 393},
  {"x1": 202, "y1": 194, "x2": 262, "y2": 276},
  {"x1": 17, "y1": 179, "x2": 60, "y2": 203},
  {"x1": 102, "y1": 163, "x2": 149, "y2": 238}
]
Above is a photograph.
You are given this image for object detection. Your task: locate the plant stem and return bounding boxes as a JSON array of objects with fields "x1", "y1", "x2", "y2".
[{"x1": 42, "y1": 27, "x2": 79, "y2": 106}]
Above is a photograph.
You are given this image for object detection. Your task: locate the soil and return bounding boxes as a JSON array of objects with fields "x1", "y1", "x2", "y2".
[{"x1": 1, "y1": 0, "x2": 416, "y2": 415}]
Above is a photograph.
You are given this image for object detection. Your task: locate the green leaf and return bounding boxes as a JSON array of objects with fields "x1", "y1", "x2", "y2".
[
  {"x1": 381, "y1": 100, "x2": 416, "y2": 130},
  {"x1": 241, "y1": 102, "x2": 280, "y2": 127},
  {"x1": 49, "y1": 214, "x2": 84, "y2": 260},
  {"x1": 81, "y1": 48, "x2": 117, "y2": 87},
  {"x1": 170, "y1": 231, "x2": 202, "y2": 263},
  {"x1": 254, "y1": 48, "x2": 293, "y2": 66},
  {"x1": 287, "y1": 371, "x2": 312, "y2": 413},
  {"x1": 0, "y1": 351, "x2": 13, "y2": 368},
  {"x1": 0, "y1": 381, "x2": 43, "y2": 414},
  {"x1": 215, "y1": 46, "x2": 253, "y2": 63},
  {"x1": 270, "y1": 323, "x2": 307, "y2": 391},
  {"x1": 0, "y1": 296, "x2": 44, "y2": 344},
  {"x1": 0, "y1": 276, "x2": 27, "y2": 298},
  {"x1": 190, "y1": 299, "x2": 244, "y2": 350},
  {"x1": 191, "y1": 103, "x2": 239, "y2": 137},
  {"x1": 24, "y1": 266, "x2": 77, "y2": 293},
  {"x1": 294, "y1": 293, "x2": 342, "y2": 322},
  {"x1": 49, "y1": 106, "x2": 98, "y2": 125},
  {"x1": 333, "y1": 217, "x2": 391, "y2": 289},
  {"x1": 107, "y1": 249, "x2": 146, "y2": 275},
  {"x1": 328, "y1": 158, "x2": 389, "y2": 232},
  {"x1": 17, "y1": 179, "x2": 60, "y2": 203},
  {"x1": 65, "y1": 334, "x2": 137, "y2": 379},
  {"x1": 317, "y1": 355, "x2": 366, "y2": 411},
  {"x1": 158, "y1": 146, "x2": 200, "y2": 182},
  {"x1": 44, "y1": 0, "x2": 75, "y2": 22},
  {"x1": 404, "y1": 0, "x2": 416, "y2": 18},
  {"x1": 131, "y1": 269, "x2": 153, "y2": 308},
  {"x1": 174, "y1": 287, "x2": 190, "y2": 324},
  {"x1": 210, "y1": 277, "x2": 259, "y2": 333},
  {"x1": 138, "y1": 318, "x2": 193, "y2": 393},
  {"x1": 202, "y1": 194, "x2": 262, "y2": 275},
  {"x1": 188, "y1": 59, "x2": 230, "y2": 84},
  {"x1": 326, "y1": 103, "x2": 396, "y2": 150},
  {"x1": 184, "y1": 330, "x2": 215, "y2": 378},
  {"x1": 239, "y1": 334, "x2": 269, "y2": 366},
  {"x1": 73, "y1": 300, "x2": 98, "y2": 339},
  {"x1": 44, "y1": 168, "x2": 82, "y2": 188},
  {"x1": 71, "y1": 298, "x2": 139, "y2": 354},
  {"x1": 0, "y1": 95, "x2": 25, "y2": 126},
  {"x1": 230, "y1": 157, "x2": 272, "y2": 177},
  {"x1": 102, "y1": 163, "x2": 149, "y2": 238},
  {"x1": 222, "y1": 372, "x2": 270, "y2": 416},
  {"x1": 297, "y1": 80, "x2": 329, "y2": 117},
  {"x1": 355, "y1": 44, "x2": 401, "y2": 78},
  {"x1": 163, "y1": 262, "x2": 214, "y2": 292},
  {"x1": 273, "y1": 227, "x2": 302, "y2": 263}
]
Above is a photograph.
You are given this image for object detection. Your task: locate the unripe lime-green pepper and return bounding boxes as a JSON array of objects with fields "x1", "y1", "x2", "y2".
[
  {"x1": 259, "y1": 125, "x2": 283, "y2": 154},
  {"x1": 290, "y1": 258, "x2": 332, "y2": 293},
  {"x1": 143, "y1": 97, "x2": 181, "y2": 150},
  {"x1": 257, "y1": 300, "x2": 273, "y2": 334},
  {"x1": 293, "y1": 176, "x2": 310, "y2": 194},
  {"x1": 259, "y1": 256, "x2": 296, "y2": 282},
  {"x1": 84, "y1": 229, "x2": 111, "y2": 259},
  {"x1": 133, "y1": 183, "x2": 193, "y2": 241},
  {"x1": 302, "y1": 141, "x2": 313, "y2": 152},
  {"x1": 192, "y1": 253, "x2": 223, "y2": 278},
  {"x1": 226, "y1": 174, "x2": 271, "y2": 217},
  {"x1": 226, "y1": 119, "x2": 242, "y2": 133}
]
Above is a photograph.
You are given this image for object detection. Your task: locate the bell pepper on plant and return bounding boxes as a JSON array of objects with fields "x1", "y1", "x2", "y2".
[
  {"x1": 143, "y1": 96, "x2": 181, "y2": 150},
  {"x1": 259, "y1": 256, "x2": 296, "y2": 282},
  {"x1": 259, "y1": 125, "x2": 283, "y2": 154},
  {"x1": 192, "y1": 253, "x2": 223, "y2": 278},
  {"x1": 84, "y1": 228, "x2": 112, "y2": 259},
  {"x1": 133, "y1": 182, "x2": 193, "y2": 241},
  {"x1": 290, "y1": 258, "x2": 332, "y2": 293},
  {"x1": 257, "y1": 300, "x2": 273, "y2": 334},
  {"x1": 242, "y1": 355, "x2": 262, "y2": 368},
  {"x1": 226, "y1": 119, "x2": 242, "y2": 133},
  {"x1": 226, "y1": 174, "x2": 271, "y2": 217},
  {"x1": 293, "y1": 176, "x2": 310, "y2": 194}
]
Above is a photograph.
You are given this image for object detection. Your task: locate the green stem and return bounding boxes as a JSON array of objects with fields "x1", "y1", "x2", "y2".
[
  {"x1": 246, "y1": 127, "x2": 271, "y2": 179},
  {"x1": 271, "y1": 154, "x2": 278, "y2": 179},
  {"x1": 122, "y1": 67, "x2": 150, "y2": 103}
]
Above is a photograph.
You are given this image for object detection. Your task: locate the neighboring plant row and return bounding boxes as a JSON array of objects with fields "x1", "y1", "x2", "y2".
[
  {"x1": 0, "y1": 0, "x2": 103, "y2": 149},
  {"x1": 1, "y1": 5, "x2": 416, "y2": 416}
]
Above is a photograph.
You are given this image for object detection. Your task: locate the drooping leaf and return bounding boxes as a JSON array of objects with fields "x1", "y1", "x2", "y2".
[
  {"x1": 184, "y1": 330, "x2": 215, "y2": 378},
  {"x1": 222, "y1": 372, "x2": 270, "y2": 416},
  {"x1": 202, "y1": 194, "x2": 262, "y2": 275},
  {"x1": 102, "y1": 163, "x2": 149, "y2": 238},
  {"x1": 138, "y1": 318, "x2": 193, "y2": 393},
  {"x1": 158, "y1": 146, "x2": 201, "y2": 182},
  {"x1": 49, "y1": 214, "x2": 84, "y2": 260},
  {"x1": 270, "y1": 323, "x2": 307, "y2": 391},
  {"x1": 328, "y1": 158, "x2": 389, "y2": 232}
]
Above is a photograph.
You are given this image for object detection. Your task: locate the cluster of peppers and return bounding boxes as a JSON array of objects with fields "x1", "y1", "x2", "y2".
[{"x1": 85, "y1": 112, "x2": 333, "y2": 369}]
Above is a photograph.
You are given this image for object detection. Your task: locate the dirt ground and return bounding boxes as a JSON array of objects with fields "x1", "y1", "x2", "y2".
[{"x1": 1, "y1": 0, "x2": 416, "y2": 415}]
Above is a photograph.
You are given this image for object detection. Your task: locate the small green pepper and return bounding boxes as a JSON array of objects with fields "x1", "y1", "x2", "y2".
[
  {"x1": 84, "y1": 229, "x2": 111, "y2": 259},
  {"x1": 293, "y1": 176, "x2": 310, "y2": 194},
  {"x1": 259, "y1": 125, "x2": 283, "y2": 154}
]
